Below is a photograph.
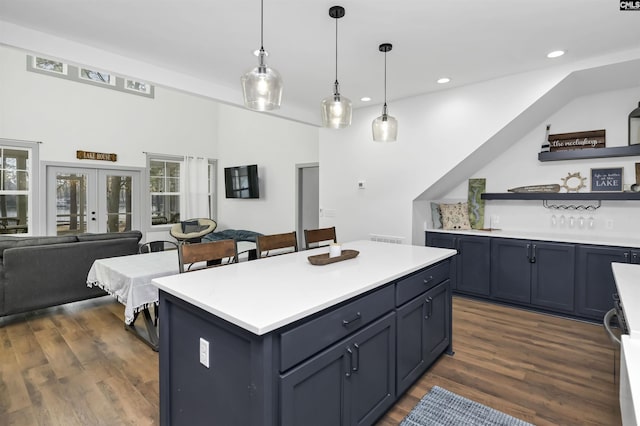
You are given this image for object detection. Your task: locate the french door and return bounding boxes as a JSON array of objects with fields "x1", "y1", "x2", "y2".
[{"x1": 46, "y1": 166, "x2": 141, "y2": 235}]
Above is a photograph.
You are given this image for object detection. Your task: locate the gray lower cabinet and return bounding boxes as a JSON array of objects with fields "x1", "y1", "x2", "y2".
[
  {"x1": 426, "y1": 233, "x2": 490, "y2": 296},
  {"x1": 490, "y1": 238, "x2": 575, "y2": 312},
  {"x1": 575, "y1": 245, "x2": 640, "y2": 320},
  {"x1": 396, "y1": 280, "x2": 451, "y2": 395},
  {"x1": 280, "y1": 312, "x2": 396, "y2": 426},
  {"x1": 160, "y1": 259, "x2": 453, "y2": 426}
]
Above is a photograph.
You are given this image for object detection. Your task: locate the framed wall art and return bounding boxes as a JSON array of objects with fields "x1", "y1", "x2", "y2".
[{"x1": 591, "y1": 167, "x2": 623, "y2": 192}]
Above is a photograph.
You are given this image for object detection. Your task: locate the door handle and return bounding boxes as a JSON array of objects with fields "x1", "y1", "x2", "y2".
[
  {"x1": 530, "y1": 244, "x2": 537, "y2": 264},
  {"x1": 425, "y1": 296, "x2": 433, "y2": 319},
  {"x1": 345, "y1": 347, "x2": 353, "y2": 377},
  {"x1": 352, "y1": 343, "x2": 360, "y2": 372},
  {"x1": 526, "y1": 244, "x2": 531, "y2": 262}
]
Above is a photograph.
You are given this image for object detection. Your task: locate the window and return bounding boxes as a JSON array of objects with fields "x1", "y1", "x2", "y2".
[
  {"x1": 148, "y1": 155, "x2": 217, "y2": 227},
  {"x1": 150, "y1": 159, "x2": 181, "y2": 225},
  {"x1": 0, "y1": 140, "x2": 38, "y2": 235}
]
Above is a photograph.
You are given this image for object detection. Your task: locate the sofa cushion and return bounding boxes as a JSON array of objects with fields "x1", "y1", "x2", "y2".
[
  {"x1": 0, "y1": 235, "x2": 78, "y2": 258},
  {"x1": 76, "y1": 230, "x2": 142, "y2": 242}
]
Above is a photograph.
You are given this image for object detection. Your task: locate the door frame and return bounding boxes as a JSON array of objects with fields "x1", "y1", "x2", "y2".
[
  {"x1": 295, "y1": 162, "x2": 319, "y2": 249},
  {"x1": 40, "y1": 161, "x2": 145, "y2": 236}
]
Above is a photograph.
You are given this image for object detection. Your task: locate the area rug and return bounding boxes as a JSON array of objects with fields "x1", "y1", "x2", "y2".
[{"x1": 400, "y1": 386, "x2": 534, "y2": 426}]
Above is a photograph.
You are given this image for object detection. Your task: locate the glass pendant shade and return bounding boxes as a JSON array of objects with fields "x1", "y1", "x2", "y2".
[
  {"x1": 321, "y1": 82, "x2": 352, "y2": 129},
  {"x1": 241, "y1": 49, "x2": 283, "y2": 111},
  {"x1": 372, "y1": 43, "x2": 397, "y2": 142},
  {"x1": 321, "y1": 6, "x2": 351, "y2": 128},
  {"x1": 372, "y1": 104, "x2": 398, "y2": 142}
]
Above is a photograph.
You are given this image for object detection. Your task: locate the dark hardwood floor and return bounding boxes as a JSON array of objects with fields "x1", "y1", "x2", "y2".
[{"x1": 0, "y1": 296, "x2": 621, "y2": 425}]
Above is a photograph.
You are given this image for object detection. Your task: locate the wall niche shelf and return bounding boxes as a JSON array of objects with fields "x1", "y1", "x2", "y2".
[{"x1": 538, "y1": 144, "x2": 640, "y2": 162}]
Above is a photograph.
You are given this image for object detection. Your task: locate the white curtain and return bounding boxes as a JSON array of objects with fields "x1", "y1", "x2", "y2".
[{"x1": 184, "y1": 156, "x2": 210, "y2": 219}]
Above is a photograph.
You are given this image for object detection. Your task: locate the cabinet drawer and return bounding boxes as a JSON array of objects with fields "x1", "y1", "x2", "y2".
[
  {"x1": 280, "y1": 285, "x2": 395, "y2": 372},
  {"x1": 396, "y1": 260, "x2": 449, "y2": 306}
]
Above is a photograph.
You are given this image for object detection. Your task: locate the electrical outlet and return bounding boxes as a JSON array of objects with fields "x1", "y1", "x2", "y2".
[{"x1": 199, "y1": 338, "x2": 210, "y2": 368}]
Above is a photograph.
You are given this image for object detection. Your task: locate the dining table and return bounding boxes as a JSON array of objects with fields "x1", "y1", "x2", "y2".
[{"x1": 86, "y1": 241, "x2": 256, "y2": 351}]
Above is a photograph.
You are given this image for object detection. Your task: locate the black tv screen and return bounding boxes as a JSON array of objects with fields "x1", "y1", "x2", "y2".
[{"x1": 224, "y1": 165, "x2": 260, "y2": 199}]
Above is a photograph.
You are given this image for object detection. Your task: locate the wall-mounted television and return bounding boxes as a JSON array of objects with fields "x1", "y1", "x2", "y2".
[{"x1": 224, "y1": 164, "x2": 260, "y2": 199}]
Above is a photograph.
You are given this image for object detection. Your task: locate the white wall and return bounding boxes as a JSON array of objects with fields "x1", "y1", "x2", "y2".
[
  {"x1": 0, "y1": 45, "x2": 219, "y2": 166},
  {"x1": 216, "y1": 104, "x2": 319, "y2": 235},
  {"x1": 319, "y1": 49, "x2": 640, "y2": 246},
  {"x1": 0, "y1": 44, "x2": 320, "y2": 241},
  {"x1": 441, "y1": 85, "x2": 640, "y2": 238}
]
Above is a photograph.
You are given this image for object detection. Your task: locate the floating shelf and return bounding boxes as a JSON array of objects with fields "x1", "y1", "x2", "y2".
[
  {"x1": 481, "y1": 192, "x2": 640, "y2": 201},
  {"x1": 538, "y1": 144, "x2": 640, "y2": 162}
]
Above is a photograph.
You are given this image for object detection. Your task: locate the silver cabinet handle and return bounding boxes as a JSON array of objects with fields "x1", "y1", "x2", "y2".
[
  {"x1": 345, "y1": 347, "x2": 353, "y2": 377},
  {"x1": 342, "y1": 312, "x2": 361, "y2": 326}
]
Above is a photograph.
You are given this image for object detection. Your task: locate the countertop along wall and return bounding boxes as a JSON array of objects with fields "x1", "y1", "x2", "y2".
[{"x1": 438, "y1": 85, "x2": 640, "y2": 245}]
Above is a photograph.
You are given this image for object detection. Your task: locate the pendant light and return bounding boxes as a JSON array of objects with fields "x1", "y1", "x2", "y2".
[
  {"x1": 372, "y1": 43, "x2": 398, "y2": 142},
  {"x1": 241, "y1": 0, "x2": 283, "y2": 111},
  {"x1": 321, "y1": 6, "x2": 352, "y2": 129}
]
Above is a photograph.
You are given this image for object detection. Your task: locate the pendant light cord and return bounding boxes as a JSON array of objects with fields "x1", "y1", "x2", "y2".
[
  {"x1": 260, "y1": 0, "x2": 264, "y2": 51},
  {"x1": 383, "y1": 50, "x2": 387, "y2": 106},
  {"x1": 334, "y1": 15, "x2": 339, "y2": 84}
]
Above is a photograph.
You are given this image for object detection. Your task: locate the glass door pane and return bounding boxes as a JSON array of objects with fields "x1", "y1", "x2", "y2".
[
  {"x1": 54, "y1": 172, "x2": 91, "y2": 235},
  {"x1": 104, "y1": 173, "x2": 132, "y2": 232}
]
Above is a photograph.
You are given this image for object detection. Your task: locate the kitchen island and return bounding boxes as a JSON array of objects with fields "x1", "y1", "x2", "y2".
[{"x1": 153, "y1": 240, "x2": 456, "y2": 426}]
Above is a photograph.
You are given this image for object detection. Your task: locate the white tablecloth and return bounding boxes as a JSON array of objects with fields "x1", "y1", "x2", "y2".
[{"x1": 87, "y1": 251, "x2": 179, "y2": 324}]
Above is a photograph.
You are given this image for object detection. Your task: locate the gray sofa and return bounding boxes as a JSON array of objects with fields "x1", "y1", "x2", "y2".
[{"x1": 0, "y1": 230, "x2": 142, "y2": 317}]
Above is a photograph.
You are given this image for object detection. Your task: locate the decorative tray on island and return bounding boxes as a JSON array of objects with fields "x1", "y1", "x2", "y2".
[{"x1": 307, "y1": 249, "x2": 360, "y2": 266}]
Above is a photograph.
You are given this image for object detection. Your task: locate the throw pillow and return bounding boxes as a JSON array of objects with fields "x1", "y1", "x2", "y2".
[
  {"x1": 181, "y1": 220, "x2": 201, "y2": 234},
  {"x1": 430, "y1": 202, "x2": 442, "y2": 229},
  {"x1": 439, "y1": 203, "x2": 472, "y2": 230}
]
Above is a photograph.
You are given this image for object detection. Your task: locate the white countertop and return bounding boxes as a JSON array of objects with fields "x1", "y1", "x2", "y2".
[
  {"x1": 427, "y1": 228, "x2": 640, "y2": 248},
  {"x1": 621, "y1": 336, "x2": 640, "y2": 426},
  {"x1": 613, "y1": 263, "x2": 640, "y2": 339},
  {"x1": 152, "y1": 240, "x2": 456, "y2": 335}
]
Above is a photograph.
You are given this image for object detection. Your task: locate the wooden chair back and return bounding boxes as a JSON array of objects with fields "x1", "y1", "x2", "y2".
[
  {"x1": 304, "y1": 227, "x2": 337, "y2": 250},
  {"x1": 178, "y1": 239, "x2": 238, "y2": 273},
  {"x1": 256, "y1": 232, "x2": 298, "y2": 258}
]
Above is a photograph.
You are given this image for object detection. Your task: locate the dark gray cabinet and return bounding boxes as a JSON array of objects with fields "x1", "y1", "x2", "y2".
[
  {"x1": 426, "y1": 233, "x2": 490, "y2": 296},
  {"x1": 490, "y1": 238, "x2": 575, "y2": 312},
  {"x1": 396, "y1": 280, "x2": 451, "y2": 395},
  {"x1": 160, "y1": 258, "x2": 453, "y2": 426},
  {"x1": 576, "y1": 245, "x2": 640, "y2": 320},
  {"x1": 280, "y1": 312, "x2": 396, "y2": 426}
]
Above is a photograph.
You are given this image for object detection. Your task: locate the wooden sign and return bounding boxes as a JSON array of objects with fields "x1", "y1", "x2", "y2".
[
  {"x1": 76, "y1": 150, "x2": 117, "y2": 162},
  {"x1": 548, "y1": 129, "x2": 606, "y2": 152},
  {"x1": 591, "y1": 167, "x2": 623, "y2": 192}
]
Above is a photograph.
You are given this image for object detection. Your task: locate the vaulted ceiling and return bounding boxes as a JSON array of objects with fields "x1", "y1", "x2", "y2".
[{"x1": 1, "y1": 0, "x2": 640, "y2": 125}]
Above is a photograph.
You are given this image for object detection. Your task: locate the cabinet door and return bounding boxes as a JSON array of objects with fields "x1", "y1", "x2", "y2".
[
  {"x1": 531, "y1": 242, "x2": 575, "y2": 312},
  {"x1": 280, "y1": 313, "x2": 396, "y2": 426},
  {"x1": 576, "y1": 245, "x2": 628, "y2": 320},
  {"x1": 349, "y1": 313, "x2": 396, "y2": 426},
  {"x1": 425, "y1": 232, "x2": 457, "y2": 290},
  {"x1": 457, "y1": 235, "x2": 491, "y2": 296},
  {"x1": 396, "y1": 281, "x2": 451, "y2": 396},
  {"x1": 490, "y1": 238, "x2": 531, "y2": 303}
]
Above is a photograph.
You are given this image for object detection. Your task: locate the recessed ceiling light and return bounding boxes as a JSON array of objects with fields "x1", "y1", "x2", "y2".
[
  {"x1": 360, "y1": 96, "x2": 371, "y2": 102},
  {"x1": 547, "y1": 50, "x2": 565, "y2": 59},
  {"x1": 437, "y1": 77, "x2": 450, "y2": 84}
]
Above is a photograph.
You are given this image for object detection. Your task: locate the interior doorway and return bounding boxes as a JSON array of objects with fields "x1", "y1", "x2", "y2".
[
  {"x1": 45, "y1": 165, "x2": 141, "y2": 235},
  {"x1": 296, "y1": 163, "x2": 319, "y2": 249}
]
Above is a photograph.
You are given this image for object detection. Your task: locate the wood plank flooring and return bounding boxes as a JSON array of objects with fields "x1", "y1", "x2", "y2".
[{"x1": 0, "y1": 295, "x2": 621, "y2": 425}]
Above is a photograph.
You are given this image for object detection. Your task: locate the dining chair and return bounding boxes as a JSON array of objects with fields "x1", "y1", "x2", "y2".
[
  {"x1": 304, "y1": 226, "x2": 337, "y2": 250},
  {"x1": 178, "y1": 239, "x2": 238, "y2": 273},
  {"x1": 139, "y1": 240, "x2": 179, "y2": 254},
  {"x1": 256, "y1": 231, "x2": 298, "y2": 258}
]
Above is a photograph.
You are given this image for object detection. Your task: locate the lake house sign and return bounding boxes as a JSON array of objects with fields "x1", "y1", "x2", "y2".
[{"x1": 76, "y1": 150, "x2": 117, "y2": 162}]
